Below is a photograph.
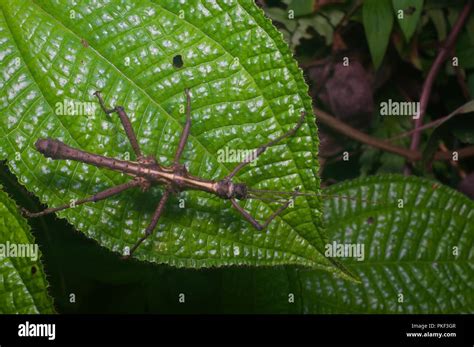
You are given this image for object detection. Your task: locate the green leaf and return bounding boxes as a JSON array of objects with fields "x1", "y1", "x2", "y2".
[
  {"x1": 456, "y1": 32, "x2": 474, "y2": 69},
  {"x1": 290, "y1": 20, "x2": 314, "y2": 48},
  {"x1": 285, "y1": 0, "x2": 315, "y2": 17},
  {"x1": 363, "y1": 0, "x2": 394, "y2": 69},
  {"x1": 303, "y1": 10, "x2": 345, "y2": 46},
  {"x1": 0, "y1": 187, "x2": 54, "y2": 313},
  {"x1": 303, "y1": 175, "x2": 474, "y2": 313},
  {"x1": 392, "y1": 0, "x2": 424, "y2": 41},
  {"x1": 222, "y1": 175, "x2": 474, "y2": 313},
  {"x1": 265, "y1": 7, "x2": 298, "y2": 32},
  {"x1": 427, "y1": 8, "x2": 447, "y2": 41},
  {"x1": 0, "y1": 0, "x2": 351, "y2": 278}
]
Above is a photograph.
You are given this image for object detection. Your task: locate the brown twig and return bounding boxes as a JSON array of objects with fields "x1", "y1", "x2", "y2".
[
  {"x1": 409, "y1": 1, "x2": 473, "y2": 152},
  {"x1": 315, "y1": 107, "x2": 474, "y2": 162},
  {"x1": 434, "y1": 145, "x2": 474, "y2": 161},
  {"x1": 316, "y1": 107, "x2": 419, "y2": 161}
]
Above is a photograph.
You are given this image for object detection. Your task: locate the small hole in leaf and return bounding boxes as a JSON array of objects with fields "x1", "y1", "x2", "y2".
[
  {"x1": 31, "y1": 266, "x2": 37, "y2": 275},
  {"x1": 367, "y1": 217, "x2": 374, "y2": 224},
  {"x1": 173, "y1": 55, "x2": 184, "y2": 68}
]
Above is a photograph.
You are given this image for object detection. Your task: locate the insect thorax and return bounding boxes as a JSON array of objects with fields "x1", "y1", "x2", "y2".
[{"x1": 216, "y1": 180, "x2": 247, "y2": 200}]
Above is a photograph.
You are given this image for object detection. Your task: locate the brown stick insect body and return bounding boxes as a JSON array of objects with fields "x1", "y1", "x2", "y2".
[{"x1": 23, "y1": 89, "x2": 307, "y2": 257}]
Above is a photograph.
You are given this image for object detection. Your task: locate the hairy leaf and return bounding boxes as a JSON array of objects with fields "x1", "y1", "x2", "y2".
[
  {"x1": 222, "y1": 175, "x2": 474, "y2": 313},
  {"x1": 0, "y1": 188, "x2": 54, "y2": 313},
  {"x1": 0, "y1": 0, "x2": 351, "y2": 278}
]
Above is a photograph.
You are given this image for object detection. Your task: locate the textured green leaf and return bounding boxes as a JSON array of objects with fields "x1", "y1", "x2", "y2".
[
  {"x1": 0, "y1": 187, "x2": 54, "y2": 313},
  {"x1": 0, "y1": 0, "x2": 351, "y2": 277},
  {"x1": 363, "y1": 0, "x2": 394, "y2": 69},
  {"x1": 222, "y1": 175, "x2": 474, "y2": 313},
  {"x1": 392, "y1": 0, "x2": 424, "y2": 41}
]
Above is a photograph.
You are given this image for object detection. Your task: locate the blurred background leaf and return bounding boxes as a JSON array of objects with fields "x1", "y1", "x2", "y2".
[
  {"x1": 363, "y1": 0, "x2": 394, "y2": 68},
  {"x1": 392, "y1": 0, "x2": 424, "y2": 41}
]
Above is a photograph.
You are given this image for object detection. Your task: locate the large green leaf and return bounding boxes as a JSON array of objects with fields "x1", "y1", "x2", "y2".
[
  {"x1": 363, "y1": 0, "x2": 394, "y2": 69},
  {"x1": 222, "y1": 175, "x2": 474, "y2": 313},
  {"x1": 0, "y1": 187, "x2": 54, "y2": 313},
  {"x1": 0, "y1": 0, "x2": 352, "y2": 278}
]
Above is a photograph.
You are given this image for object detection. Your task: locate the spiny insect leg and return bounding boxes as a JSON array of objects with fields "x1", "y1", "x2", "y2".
[
  {"x1": 22, "y1": 179, "x2": 141, "y2": 218},
  {"x1": 125, "y1": 189, "x2": 171, "y2": 258},
  {"x1": 93, "y1": 91, "x2": 143, "y2": 159},
  {"x1": 230, "y1": 190, "x2": 298, "y2": 230}
]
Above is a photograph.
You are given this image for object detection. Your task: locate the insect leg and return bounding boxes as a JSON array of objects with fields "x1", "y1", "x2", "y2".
[
  {"x1": 230, "y1": 199, "x2": 264, "y2": 230},
  {"x1": 126, "y1": 189, "x2": 171, "y2": 258},
  {"x1": 93, "y1": 91, "x2": 143, "y2": 159},
  {"x1": 173, "y1": 88, "x2": 192, "y2": 164},
  {"x1": 230, "y1": 190, "x2": 297, "y2": 230},
  {"x1": 225, "y1": 111, "x2": 306, "y2": 180},
  {"x1": 93, "y1": 90, "x2": 116, "y2": 114},
  {"x1": 21, "y1": 179, "x2": 141, "y2": 218}
]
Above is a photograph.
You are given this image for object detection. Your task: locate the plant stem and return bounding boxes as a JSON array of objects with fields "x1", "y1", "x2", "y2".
[
  {"x1": 409, "y1": 1, "x2": 473, "y2": 152},
  {"x1": 315, "y1": 107, "x2": 474, "y2": 162},
  {"x1": 316, "y1": 107, "x2": 419, "y2": 161}
]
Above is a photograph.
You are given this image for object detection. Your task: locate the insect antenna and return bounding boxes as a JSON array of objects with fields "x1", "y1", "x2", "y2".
[
  {"x1": 245, "y1": 194, "x2": 288, "y2": 203},
  {"x1": 246, "y1": 188, "x2": 379, "y2": 205}
]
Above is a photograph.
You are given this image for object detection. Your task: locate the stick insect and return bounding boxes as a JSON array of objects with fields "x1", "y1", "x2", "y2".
[{"x1": 22, "y1": 89, "x2": 342, "y2": 258}]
